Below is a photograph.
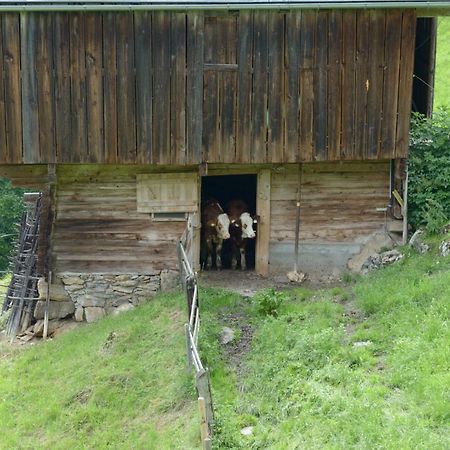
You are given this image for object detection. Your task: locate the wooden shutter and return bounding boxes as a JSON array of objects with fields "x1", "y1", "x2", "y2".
[{"x1": 136, "y1": 173, "x2": 198, "y2": 213}]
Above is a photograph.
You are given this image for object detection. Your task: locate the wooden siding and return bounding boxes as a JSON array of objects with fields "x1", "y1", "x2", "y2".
[
  {"x1": 0, "y1": 9, "x2": 416, "y2": 165},
  {"x1": 270, "y1": 162, "x2": 391, "y2": 243}
]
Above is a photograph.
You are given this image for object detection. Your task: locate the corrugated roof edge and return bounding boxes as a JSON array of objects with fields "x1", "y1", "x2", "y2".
[{"x1": 0, "y1": 0, "x2": 448, "y2": 11}]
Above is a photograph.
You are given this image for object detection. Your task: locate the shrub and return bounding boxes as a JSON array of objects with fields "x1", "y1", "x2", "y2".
[
  {"x1": 253, "y1": 288, "x2": 287, "y2": 317},
  {"x1": 408, "y1": 109, "x2": 450, "y2": 231}
]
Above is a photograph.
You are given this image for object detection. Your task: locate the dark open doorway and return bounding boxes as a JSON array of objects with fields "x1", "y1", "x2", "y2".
[{"x1": 200, "y1": 174, "x2": 257, "y2": 270}]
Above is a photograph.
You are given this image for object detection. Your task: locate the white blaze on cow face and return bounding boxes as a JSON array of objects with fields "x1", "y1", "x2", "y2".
[
  {"x1": 216, "y1": 213, "x2": 231, "y2": 239},
  {"x1": 240, "y1": 212, "x2": 256, "y2": 239}
]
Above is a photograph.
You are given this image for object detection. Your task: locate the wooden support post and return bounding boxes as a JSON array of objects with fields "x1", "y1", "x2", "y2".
[
  {"x1": 198, "y1": 397, "x2": 212, "y2": 449},
  {"x1": 185, "y1": 323, "x2": 193, "y2": 370},
  {"x1": 256, "y1": 169, "x2": 271, "y2": 276},
  {"x1": 294, "y1": 164, "x2": 303, "y2": 273},
  {"x1": 43, "y1": 270, "x2": 52, "y2": 340},
  {"x1": 196, "y1": 369, "x2": 214, "y2": 435},
  {"x1": 402, "y1": 168, "x2": 409, "y2": 245}
]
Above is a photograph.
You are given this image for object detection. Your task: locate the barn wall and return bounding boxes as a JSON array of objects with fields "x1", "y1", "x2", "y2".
[
  {"x1": 0, "y1": 9, "x2": 416, "y2": 165},
  {"x1": 269, "y1": 161, "x2": 392, "y2": 274}
]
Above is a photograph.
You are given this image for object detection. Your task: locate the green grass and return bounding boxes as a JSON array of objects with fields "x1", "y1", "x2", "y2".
[
  {"x1": 435, "y1": 17, "x2": 450, "y2": 108},
  {"x1": 200, "y1": 242, "x2": 450, "y2": 449},
  {"x1": 0, "y1": 292, "x2": 200, "y2": 449}
]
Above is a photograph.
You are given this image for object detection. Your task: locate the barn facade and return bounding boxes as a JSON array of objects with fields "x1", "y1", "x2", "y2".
[{"x1": 0, "y1": 1, "x2": 447, "y2": 319}]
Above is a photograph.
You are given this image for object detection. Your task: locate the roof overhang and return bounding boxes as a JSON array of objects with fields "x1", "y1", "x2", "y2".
[{"x1": 0, "y1": 0, "x2": 448, "y2": 13}]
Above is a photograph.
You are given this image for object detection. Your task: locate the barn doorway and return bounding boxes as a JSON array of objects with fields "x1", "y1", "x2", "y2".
[{"x1": 200, "y1": 174, "x2": 257, "y2": 271}]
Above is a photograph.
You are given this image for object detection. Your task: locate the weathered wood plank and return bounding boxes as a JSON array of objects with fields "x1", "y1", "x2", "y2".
[
  {"x1": 54, "y1": 13, "x2": 71, "y2": 163},
  {"x1": 252, "y1": 12, "x2": 268, "y2": 163},
  {"x1": 0, "y1": 19, "x2": 7, "y2": 162},
  {"x1": 69, "y1": 13, "x2": 87, "y2": 162},
  {"x1": 314, "y1": 10, "x2": 328, "y2": 160},
  {"x1": 236, "y1": 11, "x2": 253, "y2": 164},
  {"x1": 256, "y1": 169, "x2": 270, "y2": 276},
  {"x1": 396, "y1": 10, "x2": 416, "y2": 159},
  {"x1": 103, "y1": 13, "x2": 118, "y2": 164},
  {"x1": 367, "y1": 10, "x2": 386, "y2": 159},
  {"x1": 170, "y1": 13, "x2": 187, "y2": 165},
  {"x1": 327, "y1": 10, "x2": 342, "y2": 161},
  {"x1": 152, "y1": 12, "x2": 171, "y2": 164},
  {"x1": 299, "y1": 11, "x2": 316, "y2": 161},
  {"x1": 19, "y1": 13, "x2": 38, "y2": 163},
  {"x1": 202, "y1": 70, "x2": 219, "y2": 163},
  {"x1": 286, "y1": 11, "x2": 301, "y2": 163},
  {"x1": 134, "y1": 12, "x2": 152, "y2": 164},
  {"x1": 187, "y1": 13, "x2": 204, "y2": 164},
  {"x1": 85, "y1": 13, "x2": 104, "y2": 163},
  {"x1": 341, "y1": 11, "x2": 356, "y2": 159},
  {"x1": 267, "y1": 12, "x2": 284, "y2": 163},
  {"x1": 116, "y1": 13, "x2": 136, "y2": 163}
]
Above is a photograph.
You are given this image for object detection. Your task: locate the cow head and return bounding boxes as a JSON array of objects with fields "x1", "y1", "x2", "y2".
[
  {"x1": 216, "y1": 213, "x2": 230, "y2": 240},
  {"x1": 240, "y1": 212, "x2": 256, "y2": 239}
]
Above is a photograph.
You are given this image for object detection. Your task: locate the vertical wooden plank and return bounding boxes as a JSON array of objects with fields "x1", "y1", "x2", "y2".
[
  {"x1": 396, "y1": 10, "x2": 416, "y2": 159},
  {"x1": 286, "y1": 11, "x2": 301, "y2": 163},
  {"x1": 341, "y1": 11, "x2": 356, "y2": 159},
  {"x1": 54, "y1": 13, "x2": 71, "y2": 163},
  {"x1": 256, "y1": 169, "x2": 271, "y2": 276},
  {"x1": 380, "y1": 11, "x2": 403, "y2": 158},
  {"x1": 152, "y1": 12, "x2": 171, "y2": 164},
  {"x1": 19, "y1": 13, "x2": 38, "y2": 163},
  {"x1": 187, "y1": 13, "x2": 204, "y2": 164},
  {"x1": 366, "y1": 10, "x2": 386, "y2": 159},
  {"x1": 354, "y1": 10, "x2": 370, "y2": 159},
  {"x1": 267, "y1": 12, "x2": 284, "y2": 163},
  {"x1": 299, "y1": 11, "x2": 315, "y2": 162},
  {"x1": 0, "y1": 18, "x2": 8, "y2": 162},
  {"x1": 85, "y1": 13, "x2": 104, "y2": 163},
  {"x1": 170, "y1": 13, "x2": 187, "y2": 165},
  {"x1": 219, "y1": 15, "x2": 237, "y2": 163},
  {"x1": 116, "y1": 13, "x2": 136, "y2": 163},
  {"x1": 36, "y1": 14, "x2": 56, "y2": 163},
  {"x1": 69, "y1": 13, "x2": 87, "y2": 162},
  {"x1": 251, "y1": 11, "x2": 268, "y2": 163},
  {"x1": 236, "y1": 11, "x2": 253, "y2": 164},
  {"x1": 134, "y1": 11, "x2": 152, "y2": 164},
  {"x1": 103, "y1": 13, "x2": 118, "y2": 164},
  {"x1": 202, "y1": 70, "x2": 219, "y2": 164},
  {"x1": 314, "y1": 11, "x2": 328, "y2": 160},
  {"x1": 327, "y1": 10, "x2": 342, "y2": 161}
]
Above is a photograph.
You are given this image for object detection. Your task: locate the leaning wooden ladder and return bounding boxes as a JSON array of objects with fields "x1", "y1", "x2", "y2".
[{"x1": 1, "y1": 194, "x2": 42, "y2": 339}]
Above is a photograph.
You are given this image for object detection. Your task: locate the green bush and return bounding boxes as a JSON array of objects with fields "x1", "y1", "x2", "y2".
[
  {"x1": 253, "y1": 288, "x2": 287, "y2": 317},
  {"x1": 408, "y1": 109, "x2": 450, "y2": 232},
  {"x1": 0, "y1": 178, "x2": 24, "y2": 271}
]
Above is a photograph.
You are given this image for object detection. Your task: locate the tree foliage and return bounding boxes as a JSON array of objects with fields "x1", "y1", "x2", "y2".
[
  {"x1": 0, "y1": 178, "x2": 24, "y2": 271},
  {"x1": 408, "y1": 108, "x2": 450, "y2": 233}
]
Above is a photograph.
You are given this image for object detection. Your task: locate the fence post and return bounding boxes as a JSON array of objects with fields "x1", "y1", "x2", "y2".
[
  {"x1": 185, "y1": 275, "x2": 195, "y2": 318},
  {"x1": 196, "y1": 369, "x2": 214, "y2": 435},
  {"x1": 198, "y1": 397, "x2": 212, "y2": 450}
]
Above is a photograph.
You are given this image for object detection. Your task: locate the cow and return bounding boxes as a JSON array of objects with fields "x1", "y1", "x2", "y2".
[
  {"x1": 227, "y1": 199, "x2": 256, "y2": 270},
  {"x1": 201, "y1": 198, "x2": 230, "y2": 270}
]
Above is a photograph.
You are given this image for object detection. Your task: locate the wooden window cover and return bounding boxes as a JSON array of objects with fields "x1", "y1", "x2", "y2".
[{"x1": 137, "y1": 173, "x2": 198, "y2": 213}]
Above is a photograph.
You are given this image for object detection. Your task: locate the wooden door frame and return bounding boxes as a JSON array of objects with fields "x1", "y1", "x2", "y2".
[{"x1": 195, "y1": 168, "x2": 271, "y2": 276}]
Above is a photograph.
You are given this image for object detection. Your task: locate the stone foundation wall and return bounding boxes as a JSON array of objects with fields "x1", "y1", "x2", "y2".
[{"x1": 55, "y1": 270, "x2": 178, "y2": 323}]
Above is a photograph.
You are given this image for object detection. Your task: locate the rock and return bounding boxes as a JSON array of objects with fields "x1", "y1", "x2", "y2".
[
  {"x1": 240, "y1": 426, "x2": 254, "y2": 436},
  {"x1": 37, "y1": 278, "x2": 71, "y2": 302},
  {"x1": 286, "y1": 271, "x2": 307, "y2": 283},
  {"x1": 380, "y1": 249, "x2": 403, "y2": 265},
  {"x1": 361, "y1": 249, "x2": 403, "y2": 274},
  {"x1": 112, "y1": 286, "x2": 134, "y2": 294},
  {"x1": 84, "y1": 307, "x2": 106, "y2": 323},
  {"x1": 161, "y1": 270, "x2": 178, "y2": 292},
  {"x1": 74, "y1": 307, "x2": 84, "y2": 322},
  {"x1": 110, "y1": 303, "x2": 134, "y2": 316},
  {"x1": 33, "y1": 300, "x2": 75, "y2": 320},
  {"x1": 77, "y1": 294, "x2": 106, "y2": 308},
  {"x1": 409, "y1": 230, "x2": 430, "y2": 254},
  {"x1": 220, "y1": 327, "x2": 235, "y2": 345},
  {"x1": 62, "y1": 276, "x2": 84, "y2": 286},
  {"x1": 52, "y1": 321, "x2": 82, "y2": 337},
  {"x1": 33, "y1": 319, "x2": 65, "y2": 337},
  {"x1": 439, "y1": 241, "x2": 450, "y2": 257},
  {"x1": 353, "y1": 341, "x2": 372, "y2": 347}
]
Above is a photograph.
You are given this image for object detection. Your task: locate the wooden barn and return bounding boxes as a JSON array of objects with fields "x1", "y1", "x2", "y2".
[{"x1": 0, "y1": 0, "x2": 447, "y2": 320}]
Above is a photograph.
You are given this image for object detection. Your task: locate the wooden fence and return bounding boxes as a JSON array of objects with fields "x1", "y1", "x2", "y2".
[{"x1": 178, "y1": 235, "x2": 214, "y2": 450}]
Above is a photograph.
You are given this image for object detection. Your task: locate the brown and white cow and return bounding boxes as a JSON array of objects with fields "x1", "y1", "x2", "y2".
[
  {"x1": 201, "y1": 198, "x2": 230, "y2": 270},
  {"x1": 227, "y1": 199, "x2": 256, "y2": 270}
]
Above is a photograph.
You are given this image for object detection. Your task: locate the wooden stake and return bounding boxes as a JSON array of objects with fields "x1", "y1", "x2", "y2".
[
  {"x1": 402, "y1": 168, "x2": 409, "y2": 245},
  {"x1": 198, "y1": 397, "x2": 211, "y2": 449},
  {"x1": 294, "y1": 164, "x2": 303, "y2": 273},
  {"x1": 43, "y1": 271, "x2": 52, "y2": 340}
]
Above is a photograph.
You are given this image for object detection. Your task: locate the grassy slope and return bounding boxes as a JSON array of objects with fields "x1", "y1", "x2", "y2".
[
  {"x1": 434, "y1": 17, "x2": 450, "y2": 108},
  {"x1": 201, "y1": 240, "x2": 450, "y2": 449},
  {"x1": 0, "y1": 293, "x2": 200, "y2": 450}
]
